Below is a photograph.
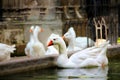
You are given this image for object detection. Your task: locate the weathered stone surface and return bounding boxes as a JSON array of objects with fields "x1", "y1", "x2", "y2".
[
  {"x1": 107, "y1": 45, "x2": 120, "y2": 60},
  {"x1": 0, "y1": 55, "x2": 57, "y2": 76}
]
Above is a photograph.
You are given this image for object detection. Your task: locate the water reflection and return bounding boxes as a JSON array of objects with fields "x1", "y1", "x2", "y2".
[
  {"x1": 57, "y1": 66, "x2": 108, "y2": 80},
  {"x1": 0, "y1": 66, "x2": 108, "y2": 80},
  {"x1": 1, "y1": 61, "x2": 120, "y2": 80}
]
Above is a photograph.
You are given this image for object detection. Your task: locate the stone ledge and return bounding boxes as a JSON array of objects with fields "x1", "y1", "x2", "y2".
[
  {"x1": 0, "y1": 55, "x2": 57, "y2": 76},
  {"x1": 107, "y1": 45, "x2": 120, "y2": 59}
]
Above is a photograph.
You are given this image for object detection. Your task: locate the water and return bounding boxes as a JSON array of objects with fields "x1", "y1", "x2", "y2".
[{"x1": 0, "y1": 60, "x2": 120, "y2": 80}]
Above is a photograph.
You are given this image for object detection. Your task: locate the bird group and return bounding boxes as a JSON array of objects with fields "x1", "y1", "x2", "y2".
[
  {"x1": 0, "y1": 25, "x2": 110, "y2": 69},
  {"x1": 25, "y1": 26, "x2": 110, "y2": 68}
]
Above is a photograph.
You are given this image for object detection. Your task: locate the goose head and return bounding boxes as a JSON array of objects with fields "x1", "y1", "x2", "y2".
[
  {"x1": 47, "y1": 34, "x2": 67, "y2": 54},
  {"x1": 63, "y1": 27, "x2": 76, "y2": 41},
  {"x1": 47, "y1": 33, "x2": 59, "y2": 45},
  {"x1": 29, "y1": 25, "x2": 35, "y2": 42},
  {"x1": 29, "y1": 25, "x2": 35, "y2": 33},
  {"x1": 47, "y1": 34, "x2": 63, "y2": 46},
  {"x1": 34, "y1": 26, "x2": 43, "y2": 33}
]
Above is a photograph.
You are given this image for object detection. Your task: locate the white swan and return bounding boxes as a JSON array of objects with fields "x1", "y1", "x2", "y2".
[
  {"x1": 0, "y1": 43, "x2": 16, "y2": 61},
  {"x1": 29, "y1": 26, "x2": 45, "y2": 58},
  {"x1": 25, "y1": 26, "x2": 35, "y2": 57},
  {"x1": 63, "y1": 27, "x2": 94, "y2": 52},
  {"x1": 47, "y1": 35, "x2": 109, "y2": 68},
  {"x1": 45, "y1": 33, "x2": 59, "y2": 55}
]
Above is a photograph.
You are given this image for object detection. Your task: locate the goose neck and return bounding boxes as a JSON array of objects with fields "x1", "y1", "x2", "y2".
[
  {"x1": 59, "y1": 43, "x2": 67, "y2": 54},
  {"x1": 30, "y1": 33, "x2": 34, "y2": 42},
  {"x1": 58, "y1": 39, "x2": 68, "y2": 55},
  {"x1": 68, "y1": 38, "x2": 75, "y2": 49},
  {"x1": 33, "y1": 31, "x2": 39, "y2": 42},
  {"x1": 57, "y1": 44, "x2": 69, "y2": 67}
]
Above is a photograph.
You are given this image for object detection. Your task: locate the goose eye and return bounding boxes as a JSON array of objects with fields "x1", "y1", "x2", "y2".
[{"x1": 53, "y1": 39, "x2": 56, "y2": 41}]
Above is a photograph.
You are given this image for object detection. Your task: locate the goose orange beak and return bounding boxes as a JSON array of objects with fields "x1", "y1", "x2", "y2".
[
  {"x1": 47, "y1": 40, "x2": 53, "y2": 47},
  {"x1": 40, "y1": 28, "x2": 44, "y2": 32},
  {"x1": 62, "y1": 36, "x2": 65, "y2": 40},
  {"x1": 29, "y1": 29, "x2": 33, "y2": 32}
]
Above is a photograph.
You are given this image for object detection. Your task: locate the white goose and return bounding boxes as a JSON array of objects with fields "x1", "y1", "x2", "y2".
[
  {"x1": 63, "y1": 27, "x2": 82, "y2": 53},
  {"x1": 45, "y1": 33, "x2": 59, "y2": 55},
  {"x1": 29, "y1": 26, "x2": 45, "y2": 58},
  {"x1": 25, "y1": 26, "x2": 35, "y2": 57},
  {"x1": 0, "y1": 43, "x2": 16, "y2": 61},
  {"x1": 47, "y1": 35, "x2": 109, "y2": 68},
  {"x1": 63, "y1": 27, "x2": 94, "y2": 52}
]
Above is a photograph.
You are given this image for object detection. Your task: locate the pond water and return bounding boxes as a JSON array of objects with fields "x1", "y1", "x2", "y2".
[{"x1": 0, "y1": 60, "x2": 120, "y2": 80}]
